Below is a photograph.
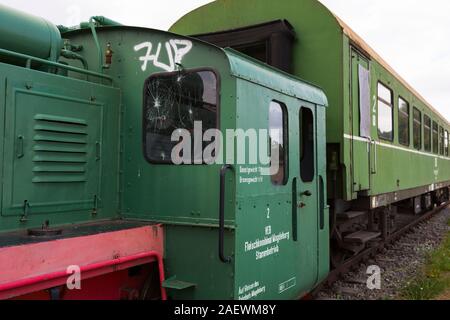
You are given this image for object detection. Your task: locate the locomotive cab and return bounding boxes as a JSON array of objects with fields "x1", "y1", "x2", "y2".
[{"x1": 94, "y1": 27, "x2": 329, "y2": 299}]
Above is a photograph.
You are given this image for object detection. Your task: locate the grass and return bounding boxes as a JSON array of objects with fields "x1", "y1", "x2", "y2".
[{"x1": 399, "y1": 219, "x2": 450, "y2": 300}]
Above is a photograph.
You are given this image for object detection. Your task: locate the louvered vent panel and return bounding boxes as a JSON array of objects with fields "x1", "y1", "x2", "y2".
[{"x1": 32, "y1": 114, "x2": 88, "y2": 183}]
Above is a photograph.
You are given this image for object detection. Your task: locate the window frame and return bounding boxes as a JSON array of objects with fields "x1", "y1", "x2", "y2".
[
  {"x1": 445, "y1": 130, "x2": 449, "y2": 157},
  {"x1": 300, "y1": 106, "x2": 315, "y2": 183},
  {"x1": 424, "y1": 114, "x2": 432, "y2": 152},
  {"x1": 142, "y1": 67, "x2": 221, "y2": 165},
  {"x1": 439, "y1": 126, "x2": 445, "y2": 155},
  {"x1": 413, "y1": 107, "x2": 422, "y2": 150},
  {"x1": 432, "y1": 121, "x2": 439, "y2": 154},
  {"x1": 377, "y1": 81, "x2": 394, "y2": 141},
  {"x1": 398, "y1": 96, "x2": 410, "y2": 147},
  {"x1": 269, "y1": 100, "x2": 289, "y2": 186}
]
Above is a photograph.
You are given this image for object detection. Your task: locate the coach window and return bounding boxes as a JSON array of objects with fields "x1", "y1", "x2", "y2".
[
  {"x1": 424, "y1": 115, "x2": 431, "y2": 152},
  {"x1": 433, "y1": 121, "x2": 439, "y2": 154},
  {"x1": 269, "y1": 101, "x2": 288, "y2": 186},
  {"x1": 143, "y1": 70, "x2": 218, "y2": 164},
  {"x1": 377, "y1": 82, "x2": 393, "y2": 141},
  {"x1": 398, "y1": 97, "x2": 410, "y2": 146},
  {"x1": 446, "y1": 130, "x2": 449, "y2": 157},
  {"x1": 300, "y1": 107, "x2": 315, "y2": 183},
  {"x1": 413, "y1": 108, "x2": 422, "y2": 150},
  {"x1": 440, "y1": 126, "x2": 445, "y2": 155}
]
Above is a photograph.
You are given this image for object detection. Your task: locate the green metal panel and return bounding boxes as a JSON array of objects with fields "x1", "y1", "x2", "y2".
[
  {"x1": 233, "y1": 79, "x2": 326, "y2": 299},
  {"x1": 315, "y1": 105, "x2": 330, "y2": 281},
  {"x1": 225, "y1": 51, "x2": 327, "y2": 298},
  {"x1": 226, "y1": 49, "x2": 328, "y2": 107},
  {"x1": 0, "y1": 62, "x2": 120, "y2": 232},
  {"x1": 2, "y1": 84, "x2": 102, "y2": 216},
  {"x1": 0, "y1": 76, "x2": 4, "y2": 212},
  {"x1": 227, "y1": 49, "x2": 328, "y2": 299},
  {"x1": 163, "y1": 225, "x2": 236, "y2": 300}
]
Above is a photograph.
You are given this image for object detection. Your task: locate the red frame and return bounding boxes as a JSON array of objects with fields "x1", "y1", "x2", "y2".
[{"x1": 0, "y1": 224, "x2": 166, "y2": 300}]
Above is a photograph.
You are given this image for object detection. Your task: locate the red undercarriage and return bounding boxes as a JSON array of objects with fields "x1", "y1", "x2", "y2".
[{"x1": 0, "y1": 223, "x2": 166, "y2": 300}]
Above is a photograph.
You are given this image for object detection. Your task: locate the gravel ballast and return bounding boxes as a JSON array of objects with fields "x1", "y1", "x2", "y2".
[{"x1": 317, "y1": 208, "x2": 450, "y2": 300}]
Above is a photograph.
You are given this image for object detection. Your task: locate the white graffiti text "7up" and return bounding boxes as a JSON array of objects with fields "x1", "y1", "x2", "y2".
[{"x1": 134, "y1": 39, "x2": 193, "y2": 72}]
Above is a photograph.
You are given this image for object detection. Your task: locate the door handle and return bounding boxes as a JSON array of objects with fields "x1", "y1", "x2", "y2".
[
  {"x1": 16, "y1": 135, "x2": 24, "y2": 159},
  {"x1": 301, "y1": 190, "x2": 312, "y2": 197},
  {"x1": 95, "y1": 142, "x2": 101, "y2": 161},
  {"x1": 219, "y1": 165, "x2": 234, "y2": 264},
  {"x1": 297, "y1": 202, "x2": 306, "y2": 209},
  {"x1": 371, "y1": 139, "x2": 377, "y2": 174},
  {"x1": 292, "y1": 178, "x2": 298, "y2": 241}
]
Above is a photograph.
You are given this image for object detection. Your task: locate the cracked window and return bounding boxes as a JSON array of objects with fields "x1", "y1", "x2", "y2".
[{"x1": 143, "y1": 70, "x2": 218, "y2": 164}]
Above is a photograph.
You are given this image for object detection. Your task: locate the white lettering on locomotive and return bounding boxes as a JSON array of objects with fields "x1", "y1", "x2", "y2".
[{"x1": 134, "y1": 39, "x2": 193, "y2": 72}]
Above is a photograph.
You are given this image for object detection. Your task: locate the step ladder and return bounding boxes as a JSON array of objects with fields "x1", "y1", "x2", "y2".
[
  {"x1": 337, "y1": 211, "x2": 367, "y2": 220},
  {"x1": 344, "y1": 231, "x2": 381, "y2": 245}
]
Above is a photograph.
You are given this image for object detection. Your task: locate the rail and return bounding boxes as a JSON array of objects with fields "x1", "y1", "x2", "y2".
[
  {"x1": 0, "y1": 48, "x2": 113, "y2": 84},
  {"x1": 311, "y1": 202, "x2": 450, "y2": 298},
  {"x1": 219, "y1": 165, "x2": 234, "y2": 264}
]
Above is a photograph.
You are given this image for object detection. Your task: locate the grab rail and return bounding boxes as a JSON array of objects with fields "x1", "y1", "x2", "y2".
[
  {"x1": 0, "y1": 48, "x2": 113, "y2": 84},
  {"x1": 219, "y1": 165, "x2": 234, "y2": 264}
]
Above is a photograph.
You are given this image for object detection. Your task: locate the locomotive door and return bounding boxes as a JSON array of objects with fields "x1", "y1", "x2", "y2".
[
  {"x1": 292, "y1": 104, "x2": 319, "y2": 290},
  {"x1": 350, "y1": 48, "x2": 371, "y2": 192}
]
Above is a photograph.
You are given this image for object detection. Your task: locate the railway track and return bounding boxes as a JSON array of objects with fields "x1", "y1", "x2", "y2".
[{"x1": 313, "y1": 203, "x2": 450, "y2": 300}]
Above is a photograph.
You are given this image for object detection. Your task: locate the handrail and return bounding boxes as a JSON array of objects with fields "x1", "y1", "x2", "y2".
[
  {"x1": 0, "y1": 48, "x2": 113, "y2": 83},
  {"x1": 219, "y1": 165, "x2": 234, "y2": 264},
  {"x1": 88, "y1": 16, "x2": 121, "y2": 72},
  {"x1": 89, "y1": 17, "x2": 103, "y2": 73}
]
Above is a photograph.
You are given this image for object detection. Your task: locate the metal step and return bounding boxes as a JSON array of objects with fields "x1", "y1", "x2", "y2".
[
  {"x1": 337, "y1": 211, "x2": 367, "y2": 220},
  {"x1": 344, "y1": 231, "x2": 381, "y2": 244}
]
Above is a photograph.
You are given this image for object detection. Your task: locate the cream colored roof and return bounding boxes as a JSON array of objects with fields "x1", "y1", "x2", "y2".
[{"x1": 333, "y1": 14, "x2": 448, "y2": 124}]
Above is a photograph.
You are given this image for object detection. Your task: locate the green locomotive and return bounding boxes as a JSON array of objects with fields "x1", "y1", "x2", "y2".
[{"x1": 0, "y1": 0, "x2": 447, "y2": 300}]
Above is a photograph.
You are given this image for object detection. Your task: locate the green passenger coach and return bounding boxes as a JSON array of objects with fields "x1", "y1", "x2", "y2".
[{"x1": 171, "y1": 0, "x2": 450, "y2": 265}]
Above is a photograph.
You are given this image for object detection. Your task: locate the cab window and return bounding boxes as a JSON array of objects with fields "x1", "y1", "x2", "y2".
[
  {"x1": 269, "y1": 101, "x2": 288, "y2": 186},
  {"x1": 143, "y1": 70, "x2": 218, "y2": 164},
  {"x1": 300, "y1": 107, "x2": 315, "y2": 183}
]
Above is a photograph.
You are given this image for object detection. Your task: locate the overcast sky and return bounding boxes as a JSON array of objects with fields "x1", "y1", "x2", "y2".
[{"x1": 1, "y1": 0, "x2": 449, "y2": 120}]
